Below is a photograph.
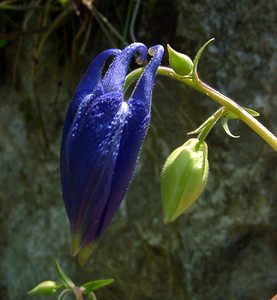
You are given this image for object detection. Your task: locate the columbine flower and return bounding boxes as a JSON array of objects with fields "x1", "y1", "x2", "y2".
[{"x1": 60, "y1": 43, "x2": 164, "y2": 262}]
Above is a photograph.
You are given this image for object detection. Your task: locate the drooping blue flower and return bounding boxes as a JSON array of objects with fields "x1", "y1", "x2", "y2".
[{"x1": 60, "y1": 43, "x2": 164, "y2": 261}]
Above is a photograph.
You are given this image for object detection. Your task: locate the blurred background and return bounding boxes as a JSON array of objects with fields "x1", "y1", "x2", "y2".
[{"x1": 0, "y1": 0, "x2": 276, "y2": 299}]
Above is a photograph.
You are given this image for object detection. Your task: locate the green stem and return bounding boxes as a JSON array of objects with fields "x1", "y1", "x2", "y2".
[
  {"x1": 74, "y1": 287, "x2": 84, "y2": 300},
  {"x1": 124, "y1": 66, "x2": 194, "y2": 93},
  {"x1": 124, "y1": 67, "x2": 277, "y2": 151},
  {"x1": 193, "y1": 79, "x2": 277, "y2": 151}
]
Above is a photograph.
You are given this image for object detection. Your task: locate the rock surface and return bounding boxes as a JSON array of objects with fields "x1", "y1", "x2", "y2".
[{"x1": 0, "y1": 1, "x2": 276, "y2": 299}]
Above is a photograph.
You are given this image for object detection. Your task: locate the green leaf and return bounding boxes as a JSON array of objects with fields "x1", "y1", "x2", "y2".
[
  {"x1": 222, "y1": 117, "x2": 240, "y2": 138},
  {"x1": 245, "y1": 107, "x2": 260, "y2": 117},
  {"x1": 55, "y1": 260, "x2": 74, "y2": 289},
  {"x1": 82, "y1": 279, "x2": 114, "y2": 294},
  {"x1": 57, "y1": 289, "x2": 72, "y2": 300},
  {"x1": 87, "y1": 292, "x2": 98, "y2": 300},
  {"x1": 187, "y1": 118, "x2": 212, "y2": 135},
  {"x1": 224, "y1": 107, "x2": 260, "y2": 120},
  {"x1": 192, "y1": 38, "x2": 215, "y2": 80}
]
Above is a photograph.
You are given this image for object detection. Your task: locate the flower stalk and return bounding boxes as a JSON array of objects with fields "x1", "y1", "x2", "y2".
[
  {"x1": 125, "y1": 66, "x2": 277, "y2": 151},
  {"x1": 193, "y1": 78, "x2": 277, "y2": 151},
  {"x1": 73, "y1": 287, "x2": 84, "y2": 300}
]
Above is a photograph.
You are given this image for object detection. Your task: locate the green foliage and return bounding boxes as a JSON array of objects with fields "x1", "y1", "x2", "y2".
[
  {"x1": 82, "y1": 279, "x2": 114, "y2": 294},
  {"x1": 55, "y1": 260, "x2": 74, "y2": 289},
  {"x1": 28, "y1": 261, "x2": 114, "y2": 299},
  {"x1": 223, "y1": 108, "x2": 260, "y2": 119},
  {"x1": 221, "y1": 107, "x2": 260, "y2": 139},
  {"x1": 191, "y1": 38, "x2": 215, "y2": 80}
]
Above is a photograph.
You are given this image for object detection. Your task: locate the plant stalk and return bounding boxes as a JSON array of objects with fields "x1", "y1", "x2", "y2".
[
  {"x1": 193, "y1": 78, "x2": 277, "y2": 151},
  {"x1": 74, "y1": 287, "x2": 84, "y2": 300},
  {"x1": 124, "y1": 66, "x2": 277, "y2": 151}
]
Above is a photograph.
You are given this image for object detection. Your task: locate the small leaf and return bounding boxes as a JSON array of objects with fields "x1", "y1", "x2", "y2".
[
  {"x1": 224, "y1": 107, "x2": 260, "y2": 120},
  {"x1": 222, "y1": 118, "x2": 240, "y2": 138},
  {"x1": 55, "y1": 260, "x2": 74, "y2": 289},
  {"x1": 87, "y1": 292, "x2": 98, "y2": 300},
  {"x1": 192, "y1": 38, "x2": 215, "y2": 80},
  {"x1": 187, "y1": 118, "x2": 211, "y2": 135},
  {"x1": 245, "y1": 107, "x2": 260, "y2": 117},
  {"x1": 58, "y1": 289, "x2": 72, "y2": 300},
  {"x1": 82, "y1": 279, "x2": 114, "y2": 294}
]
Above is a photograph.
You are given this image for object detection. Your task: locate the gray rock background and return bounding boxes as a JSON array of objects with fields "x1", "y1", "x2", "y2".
[{"x1": 0, "y1": 1, "x2": 276, "y2": 299}]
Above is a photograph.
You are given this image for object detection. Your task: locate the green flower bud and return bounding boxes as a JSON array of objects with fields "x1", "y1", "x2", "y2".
[
  {"x1": 167, "y1": 44, "x2": 193, "y2": 76},
  {"x1": 28, "y1": 280, "x2": 58, "y2": 295},
  {"x1": 161, "y1": 138, "x2": 209, "y2": 223}
]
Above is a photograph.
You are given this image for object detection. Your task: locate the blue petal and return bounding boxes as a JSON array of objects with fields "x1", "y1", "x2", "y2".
[
  {"x1": 81, "y1": 45, "x2": 164, "y2": 243},
  {"x1": 75, "y1": 48, "x2": 121, "y2": 96},
  {"x1": 102, "y1": 43, "x2": 148, "y2": 94},
  {"x1": 63, "y1": 49, "x2": 120, "y2": 136},
  {"x1": 61, "y1": 92, "x2": 128, "y2": 238},
  {"x1": 131, "y1": 45, "x2": 164, "y2": 109}
]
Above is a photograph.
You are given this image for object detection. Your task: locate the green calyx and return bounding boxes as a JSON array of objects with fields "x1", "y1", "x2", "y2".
[
  {"x1": 161, "y1": 138, "x2": 209, "y2": 223},
  {"x1": 167, "y1": 44, "x2": 193, "y2": 76}
]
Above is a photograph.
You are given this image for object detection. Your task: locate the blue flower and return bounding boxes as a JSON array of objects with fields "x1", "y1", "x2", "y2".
[{"x1": 60, "y1": 43, "x2": 164, "y2": 261}]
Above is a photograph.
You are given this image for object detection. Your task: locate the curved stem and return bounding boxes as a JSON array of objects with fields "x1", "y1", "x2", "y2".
[
  {"x1": 74, "y1": 287, "x2": 84, "y2": 300},
  {"x1": 124, "y1": 66, "x2": 194, "y2": 93},
  {"x1": 124, "y1": 67, "x2": 277, "y2": 151},
  {"x1": 194, "y1": 79, "x2": 277, "y2": 151}
]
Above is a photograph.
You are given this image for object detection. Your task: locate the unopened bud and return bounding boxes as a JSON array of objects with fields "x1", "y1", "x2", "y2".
[
  {"x1": 28, "y1": 281, "x2": 58, "y2": 295},
  {"x1": 161, "y1": 138, "x2": 209, "y2": 223},
  {"x1": 167, "y1": 45, "x2": 193, "y2": 76}
]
